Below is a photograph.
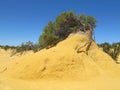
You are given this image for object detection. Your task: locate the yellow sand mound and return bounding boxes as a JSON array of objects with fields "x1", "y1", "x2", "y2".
[{"x1": 1, "y1": 33, "x2": 119, "y2": 81}]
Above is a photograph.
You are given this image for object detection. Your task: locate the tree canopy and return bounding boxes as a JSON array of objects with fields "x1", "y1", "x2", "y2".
[{"x1": 39, "y1": 11, "x2": 97, "y2": 48}]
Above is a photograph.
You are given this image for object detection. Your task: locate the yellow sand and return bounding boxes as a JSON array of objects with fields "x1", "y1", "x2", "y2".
[
  {"x1": 0, "y1": 49, "x2": 33, "y2": 74},
  {"x1": 0, "y1": 33, "x2": 120, "y2": 90},
  {"x1": 117, "y1": 54, "x2": 120, "y2": 62}
]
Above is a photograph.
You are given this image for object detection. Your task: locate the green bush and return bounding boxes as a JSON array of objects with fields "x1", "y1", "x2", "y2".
[
  {"x1": 39, "y1": 11, "x2": 97, "y2": 49},
  {"x1": 16, "y1": 41, "x2": 40, "y2": 53},
  {"x1": 98, "y1": 42, "x2": 120, "y2": 61},
  {"x1": 0, "y1": 45, "x2": 16, "y2": 51},
  {"x1": 0, "y1": 41, "x2": 40, "y2": 56}
]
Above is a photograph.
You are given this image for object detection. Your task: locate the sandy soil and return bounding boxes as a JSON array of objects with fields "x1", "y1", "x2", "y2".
[
  {"x1": 0, "y1": 33, "x2": 120, "y2": 90},
  {"x1": 0, "y1": 77, "x2": 120, "y2": 90},
  {"x1": 117, "y1": 54, "x2": 120, "y2": 62}
]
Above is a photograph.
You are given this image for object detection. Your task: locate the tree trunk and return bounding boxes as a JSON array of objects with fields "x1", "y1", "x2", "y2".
[{"x1": 87, "y1": 25, "x2": 93, "y2": 41}]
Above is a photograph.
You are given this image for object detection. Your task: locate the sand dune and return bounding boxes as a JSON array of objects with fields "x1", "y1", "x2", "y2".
[{"x1": 0, "y1": 33, "x2": 120, "y2": 90}]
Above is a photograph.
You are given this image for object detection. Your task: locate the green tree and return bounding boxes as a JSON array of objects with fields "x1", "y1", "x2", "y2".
[
  {"x1": 39, "y1": 11, "x2": 97, "y2": 49},
  {"x1": 39, "y1": 21, "x2": 59, "y2": 48}
]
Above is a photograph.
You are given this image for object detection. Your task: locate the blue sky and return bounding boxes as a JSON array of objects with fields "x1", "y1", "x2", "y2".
[{"x1": 0, "y1": 0, "x2": 120, "y2": 46}]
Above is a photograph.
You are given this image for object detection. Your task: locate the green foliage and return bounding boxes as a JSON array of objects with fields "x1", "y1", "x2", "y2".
[
  {"x1": 39, "y1": 11, "x2": 97, "y2": 48},
  {"x1": 39, "y1": 22, "x2": 59, "y2": 48},
  {"x1": 87, "y1": 16, "x2": 97, "y2": 28},
  {"x1": 98, "y1": 42, "x2": 111, "y2": 53},
  {"x1": 0, "y1": 41, "x2": 40, "y2": 55},
  {"x1": 80, "y1": 14, "x2": 97, "y2": 30},
  {"x1": 16, "y1": 41, "x2": 40, "y2": 53},
  {"x1": 80, "y1": 14, "x2": 88, "y2": 25},
  {"x1": 32, "y1": 44, "x2": 40, "y2": 52},
  {"x1": 0, "y1": 45, "x2": 16, "y2": 51},
  {"x1": 98, "y1": 42, "x2": 120, "y2": 61}
]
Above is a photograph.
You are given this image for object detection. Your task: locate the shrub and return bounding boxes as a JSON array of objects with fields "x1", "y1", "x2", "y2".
[
  {"x1": 39, "y1": 11, "x2": 97, "y2": 48},
  {"x1": 98, "y1": 42, "x2": 120, "y2": 61}
]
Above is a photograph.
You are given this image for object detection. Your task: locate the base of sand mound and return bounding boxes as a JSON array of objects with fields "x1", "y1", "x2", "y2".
[{"x1": 0, "y1": 77, "x2": 120, "y2": 90}]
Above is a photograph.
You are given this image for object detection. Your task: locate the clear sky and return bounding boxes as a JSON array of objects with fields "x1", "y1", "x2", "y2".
[{"x1": 0, "y1": 0, "x2": 120, "y2": 46}]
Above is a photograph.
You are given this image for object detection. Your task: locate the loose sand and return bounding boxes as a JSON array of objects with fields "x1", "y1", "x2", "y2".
[
  {"x1": 117, "y1": 54, "x2": 120, "y2": 62},
  {"x1": 0, "y1": 33, "x2": 120, "y2": 90}
]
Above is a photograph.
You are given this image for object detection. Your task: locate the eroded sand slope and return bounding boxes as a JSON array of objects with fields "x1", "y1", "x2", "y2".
[{"x1": 0, "y1": 33, "x2": 120, "y2": 90}]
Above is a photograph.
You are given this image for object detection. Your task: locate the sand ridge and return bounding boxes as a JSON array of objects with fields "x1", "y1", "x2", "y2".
[
  {"x1": 0, "y1": 33, "x2": 120, "y2": 90},
  {"x1": 1, "y1": 33, "x2": 120, "y2": 79}
]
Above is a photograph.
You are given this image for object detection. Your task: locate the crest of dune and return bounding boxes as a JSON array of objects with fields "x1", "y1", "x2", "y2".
[{"x1": 1, "y1": 32, "x2": 120, "y2": 81}]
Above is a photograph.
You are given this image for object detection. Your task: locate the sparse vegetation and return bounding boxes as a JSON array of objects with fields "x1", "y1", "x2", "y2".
[
  {"x1": 1, "y1": 41, "x2": 120, "y2": 62},
  {"x1": 0, "y1": 45, "x2": 16, "y2": 51},
  {"x1": 0, "y1": 41, "x2": 40, "y2": 55},
  {"x1": 98, "y1": 42, "x2": 120, "y2": 61},
  {"x1": 15, "y1": 41, "x2": 40, "y2": 53}
]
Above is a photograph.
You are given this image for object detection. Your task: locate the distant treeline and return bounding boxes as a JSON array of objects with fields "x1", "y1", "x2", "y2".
[
  {"x1": 0, "y1": 41, "x2": 40, "y2": 53},
  {"x1": 98, "y1": 42, "x2": 120, "y2": 61}
]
